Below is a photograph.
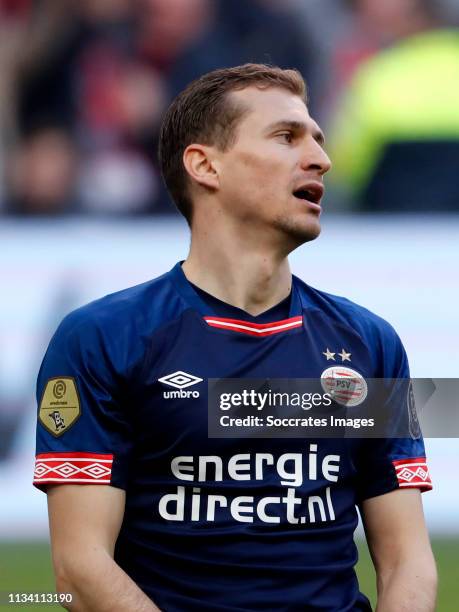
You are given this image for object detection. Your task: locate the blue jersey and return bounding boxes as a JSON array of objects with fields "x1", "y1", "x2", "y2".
[{"x1": 34, "y1": 263, "x2": 431, "y2": 611}]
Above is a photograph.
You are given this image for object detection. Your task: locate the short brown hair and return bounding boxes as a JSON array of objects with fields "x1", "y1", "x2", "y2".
[{"x1": 158, "y1": 63, "x2": 306, "y2": 224}]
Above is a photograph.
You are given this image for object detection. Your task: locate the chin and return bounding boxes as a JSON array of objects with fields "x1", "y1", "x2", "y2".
[{"x1": 274, "y1": 215, "x2": 322, "y2": 248}]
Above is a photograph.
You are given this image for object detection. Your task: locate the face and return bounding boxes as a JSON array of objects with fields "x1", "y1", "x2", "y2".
[{"x1": 214, "y1": 86, "x2": 331, "y2": 251}]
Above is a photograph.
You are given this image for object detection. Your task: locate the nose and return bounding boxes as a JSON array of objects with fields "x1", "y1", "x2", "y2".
[{"x1": 300, "y1": 138, "x2": 332, "y2": 176}]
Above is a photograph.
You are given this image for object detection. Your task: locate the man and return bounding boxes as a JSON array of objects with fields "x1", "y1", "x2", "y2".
[{"x1": 34, "y1": 64, "x2": 436, "y2": 611}]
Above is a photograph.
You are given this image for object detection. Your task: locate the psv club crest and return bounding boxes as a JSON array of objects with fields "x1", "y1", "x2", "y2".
[{"x1": 320, "y1": 366, "x2": 368, "y2": 407}]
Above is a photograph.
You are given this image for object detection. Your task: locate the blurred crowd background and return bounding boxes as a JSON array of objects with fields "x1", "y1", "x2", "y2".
[{"x1": 1, "y1": 0, "x2": 459, "y2": 216}]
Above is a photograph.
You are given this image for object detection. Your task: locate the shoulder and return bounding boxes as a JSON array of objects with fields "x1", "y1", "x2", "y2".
[
  {"x1": 293, "y1": 276, "x2": 407, "y2": 374},
  {"x1": 47, "y1": 269, "x2": 189, "y2": 373},
  {"x1": 58, "y1": 269, "x2": 186, "y2": 338}
]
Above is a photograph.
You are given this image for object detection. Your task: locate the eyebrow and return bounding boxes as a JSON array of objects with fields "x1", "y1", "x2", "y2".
[{"x1": 265, "y1": 120, "x2": 325, "y2": 145}]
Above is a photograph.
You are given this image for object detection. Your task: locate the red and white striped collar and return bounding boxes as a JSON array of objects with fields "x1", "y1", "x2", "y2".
[
  {"x1": 170, "y1": 264, "x2": 305, "y2": 332},
  {"x1": 203, "y1": 315, "x2": 303, "y2": 337}
]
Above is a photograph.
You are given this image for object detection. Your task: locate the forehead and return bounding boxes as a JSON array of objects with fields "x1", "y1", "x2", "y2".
[{"x1": 230, "y1": 86, "x2": 311, "y2": 130}]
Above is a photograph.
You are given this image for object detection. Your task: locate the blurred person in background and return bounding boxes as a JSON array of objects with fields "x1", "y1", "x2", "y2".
[
  {"x1": 160, "y1": 0, "x2": 315, "y2": 104},
  {"x1": 12, "y1": 0, "x2": 167, "y2": 214},
  {"x1": 135, "y1": 0, "x2": 214, "y2": 73},
  {"x1": 331, "y1": 0, "x2": 447, "y2": 94},
  {"x1": 298, "y1": 0, "x2": 456, "y2": 119},
  {"x1": 324, "y1": 0, "x2": 459, "y2": 211},
  {"x1": 0, "y1": 0, "x2": 34, "y2": 211},
  {"x1": 5, "y1": 127, "x2": 79, "y2": 215}
]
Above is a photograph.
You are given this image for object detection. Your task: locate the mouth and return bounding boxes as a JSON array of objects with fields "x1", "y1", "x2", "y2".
[{"x1": 292, "y1": 182, "x2": 324, "y2": 207}]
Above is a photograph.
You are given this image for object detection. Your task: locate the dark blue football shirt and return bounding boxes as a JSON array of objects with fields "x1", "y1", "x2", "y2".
[{"x1": 34, "y1": 263, "x2": 432, "y2": 611}]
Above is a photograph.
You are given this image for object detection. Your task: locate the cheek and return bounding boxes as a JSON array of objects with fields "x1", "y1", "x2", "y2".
[
  {"x1": 228, "y1": 150, "x2": 287, "y2": 195},
  {"x1": 238, "y1": 149, "x2": 279, "y2": 173}
]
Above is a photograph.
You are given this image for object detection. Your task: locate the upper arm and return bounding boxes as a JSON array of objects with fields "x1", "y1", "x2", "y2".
[
  {"x1": 361, "y1": 488, "x2": 434, "y2": 575},
  {"x1": 34, "y1": 311, "x2": 134, "y2": 492},
  {"x1": 48, "y1": 484, "x2": 126, "y2": 565}
]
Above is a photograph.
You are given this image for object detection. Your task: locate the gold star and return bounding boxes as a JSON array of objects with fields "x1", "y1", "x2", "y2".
[
  {"x1": 323, "y1": 348, "x2": 336, "y2": 361},
  {"x1": 338, "y1": 349, "x2": 351, "y2": 362}
]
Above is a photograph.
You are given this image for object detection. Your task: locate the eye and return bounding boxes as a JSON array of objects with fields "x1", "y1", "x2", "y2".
[{"x1": 277, "y1": 132, "x2": 294, "y2": 144}]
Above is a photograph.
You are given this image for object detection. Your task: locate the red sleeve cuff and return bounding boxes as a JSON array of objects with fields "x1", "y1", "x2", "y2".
[
  {"x1": 33, "y1": 452, "x2": 114, "y2": 489},
  {"x1": 392, "y1": 457, "x2": 432, "y2": 491}
]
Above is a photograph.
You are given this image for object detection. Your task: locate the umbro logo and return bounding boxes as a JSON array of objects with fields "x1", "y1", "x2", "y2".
[
  {"x1": 159, "y1": 371, "x2": 203, "y2": 389},
  {"x1": 158, "y1": 371, "x2": 203, "y2": 399}
]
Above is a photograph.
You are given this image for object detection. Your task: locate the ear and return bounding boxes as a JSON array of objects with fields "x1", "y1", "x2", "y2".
[{"x1": 183, "y1": 144, "x2": 219, "y2": 191}]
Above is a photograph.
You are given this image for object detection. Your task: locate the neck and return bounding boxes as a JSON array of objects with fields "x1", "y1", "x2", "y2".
[{"x1": 182, "y1": 224, "x2": 292, "y2": 317}]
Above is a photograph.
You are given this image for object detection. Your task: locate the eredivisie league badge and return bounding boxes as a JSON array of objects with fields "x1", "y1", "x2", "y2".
[{"x1": 38, "y1": 377, "x2": 81, "y2": 437}]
